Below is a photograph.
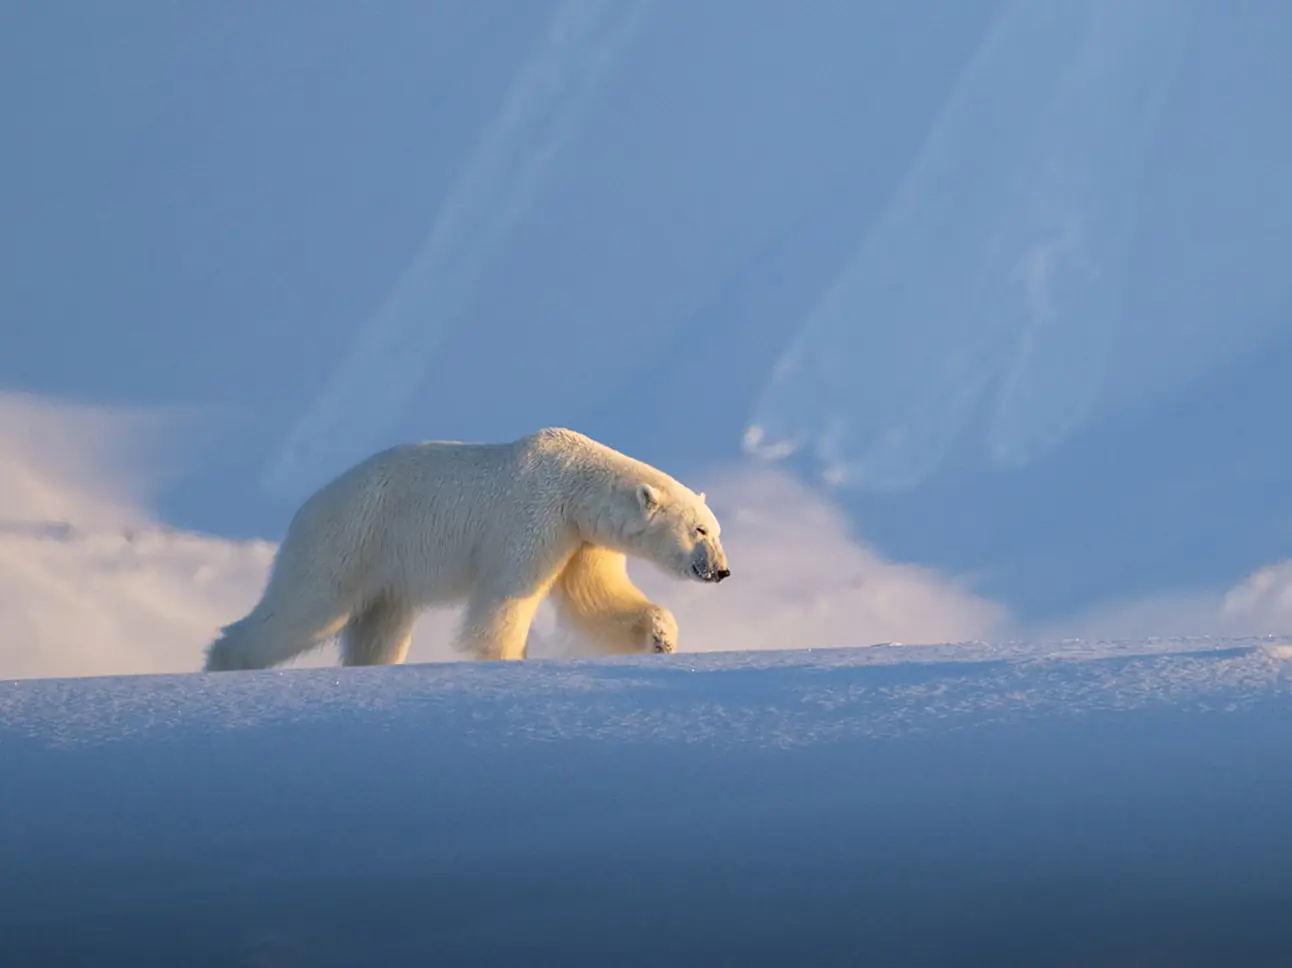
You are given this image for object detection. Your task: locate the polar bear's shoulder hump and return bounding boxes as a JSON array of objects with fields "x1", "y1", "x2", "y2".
[{"x1": 514, "y1": 427, "x2": 620, "y2": 464}]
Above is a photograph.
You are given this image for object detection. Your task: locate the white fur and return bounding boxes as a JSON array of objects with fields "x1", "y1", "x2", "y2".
[{"x1": 204, "y1": 428, "x2": 728, "y2": 671}]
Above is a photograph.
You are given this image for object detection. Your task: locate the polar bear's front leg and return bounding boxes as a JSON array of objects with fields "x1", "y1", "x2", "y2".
[
  {"x1": 456, "y1": 591, "x2": 546, "y2": 661},
  {"x1": 550, "y1": 546, "x2": 678, "y2": 655}
]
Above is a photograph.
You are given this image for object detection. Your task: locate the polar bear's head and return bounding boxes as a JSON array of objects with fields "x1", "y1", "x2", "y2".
[{"x1": 625, "y1": 480, "x2": 730, "y2": 584}]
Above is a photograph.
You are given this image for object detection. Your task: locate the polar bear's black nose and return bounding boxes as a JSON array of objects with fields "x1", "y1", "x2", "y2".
[{"x1": 715, "y1": 567, "x2": 731, "y2": 582}]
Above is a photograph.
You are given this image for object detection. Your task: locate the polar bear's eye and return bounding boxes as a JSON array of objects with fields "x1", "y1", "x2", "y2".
[{"x1": 695, "y1": 526, "x2": 708, "y2": 537}]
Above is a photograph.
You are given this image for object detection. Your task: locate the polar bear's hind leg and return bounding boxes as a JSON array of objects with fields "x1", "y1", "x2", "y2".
[
  {"x1": 339, "y1": 596, "x2": 416, "y2": 666},
  {"x1": 204, "y1": 547, "x2": 354, "y2": 672}
]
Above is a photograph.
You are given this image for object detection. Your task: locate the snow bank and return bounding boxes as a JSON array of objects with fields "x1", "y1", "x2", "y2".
[{"x1": 3, "y1": 639, "x2": 1292, "y2": 965}]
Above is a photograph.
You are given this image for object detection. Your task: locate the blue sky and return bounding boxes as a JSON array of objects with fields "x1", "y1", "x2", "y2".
[{"x1": 3, "y1": 1, "x2": 1292, "y2": 675}]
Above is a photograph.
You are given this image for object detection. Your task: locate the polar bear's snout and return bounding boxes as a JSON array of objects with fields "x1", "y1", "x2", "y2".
[
  {"x1": 696, "y1": 565, "x2": 731, "y2": 583},
  {"x1": 691, "y1": 544, "x2": 731, "y2": 583}
]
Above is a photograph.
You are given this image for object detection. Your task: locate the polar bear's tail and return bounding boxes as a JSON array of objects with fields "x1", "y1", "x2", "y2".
[
  {"x1": 203, "y1": 616, "x2": 266, "y2": 672},
  {"x1": 203, "y1": 585, "x2": 352, "y2": 672}
]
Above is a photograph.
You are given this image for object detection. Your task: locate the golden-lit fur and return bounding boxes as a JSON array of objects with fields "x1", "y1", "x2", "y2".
[
  {"x1": 549, "y1": 545, "x2": 679, "y2": 655},
  {"x1": 204, "y1": 428, "x2": 727, "y2": 671}
]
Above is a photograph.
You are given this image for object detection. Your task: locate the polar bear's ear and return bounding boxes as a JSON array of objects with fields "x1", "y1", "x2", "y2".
[
  {"x1": 636, "y1": 483, "x2": 661, "y2": 515},
  {"x1": 698, "y1": 492, "x2": 707, "y2": 503}
]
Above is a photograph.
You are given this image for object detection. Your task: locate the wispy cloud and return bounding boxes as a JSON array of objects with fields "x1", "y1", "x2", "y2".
[{"x1": 4, "y1": 391, "x2": 1291, "y2": 680}]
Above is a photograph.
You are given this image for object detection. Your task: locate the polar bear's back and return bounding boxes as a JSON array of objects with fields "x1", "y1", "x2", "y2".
[
  {"x1": 277, "y1": 438, "x2": 531, "y2": 605},
  {"x1": 268, "y1": 427, "x2": 684, "y2": 609}
]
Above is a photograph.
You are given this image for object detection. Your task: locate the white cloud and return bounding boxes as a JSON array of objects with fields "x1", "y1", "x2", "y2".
[
  {"x1": 0, "y1": 392, "x2": 276, "y2": 679},
  {"x1": 3, "y1": 390, "x2": 1290, "y2": 681},
  {"x1": 1037, "y1": 560, "x2": 1292, "y2": 643}
]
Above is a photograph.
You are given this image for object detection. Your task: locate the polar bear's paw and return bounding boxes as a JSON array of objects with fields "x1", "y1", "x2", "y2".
[{"x1": 644, "y1": 605, "x2": 679, "y2": 655}]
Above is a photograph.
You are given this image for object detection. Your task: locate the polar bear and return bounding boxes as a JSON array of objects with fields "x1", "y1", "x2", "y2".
[{"x1": 204, "y1": 428, "x2": 729, "y2": 671}]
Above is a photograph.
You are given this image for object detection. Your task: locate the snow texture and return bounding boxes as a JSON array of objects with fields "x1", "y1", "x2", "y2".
[
  {"x1": 4, "y1": 636, "x2": 1290, "y2": 750},
  {"x1": 4, "y1": 639, "x2": 1292, "y2": 965}
]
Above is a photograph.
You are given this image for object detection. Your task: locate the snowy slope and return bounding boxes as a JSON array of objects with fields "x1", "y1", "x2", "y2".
[{"x1": 4, "y1": 639, "x2": 1292, "y2": 965}]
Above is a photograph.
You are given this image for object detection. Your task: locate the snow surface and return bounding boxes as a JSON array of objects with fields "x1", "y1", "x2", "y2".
[{"x1": 4, "y1": 638, "x2": 1292, "y2": 964}]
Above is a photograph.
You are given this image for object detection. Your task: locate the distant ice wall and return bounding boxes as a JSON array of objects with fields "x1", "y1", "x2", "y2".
[{"x1": 746, "y1": 0, "x2": 1198, "y2": 490}]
